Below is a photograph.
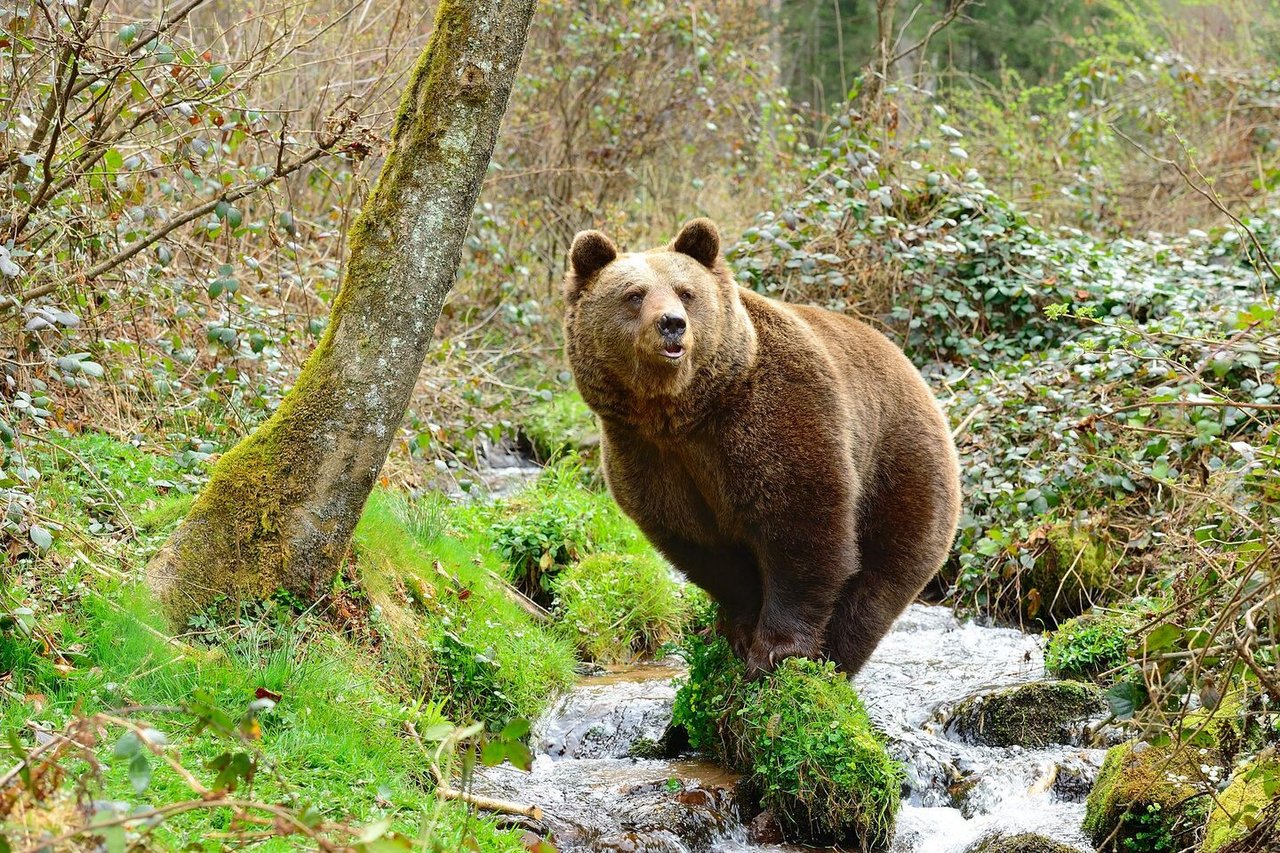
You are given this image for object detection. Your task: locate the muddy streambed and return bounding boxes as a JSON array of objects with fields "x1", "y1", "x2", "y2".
[{"x1": 472, "y1": 605, "x2": 1105, "y2": 852}]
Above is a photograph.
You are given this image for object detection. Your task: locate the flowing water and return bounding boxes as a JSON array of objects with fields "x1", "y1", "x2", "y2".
[{"x1": 472, "y1": 604, "x2": 1107, "y2": 853}]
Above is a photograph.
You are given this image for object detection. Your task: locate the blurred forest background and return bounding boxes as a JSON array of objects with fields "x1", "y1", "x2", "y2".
[{"x1": 1, "y1": 0, "x2": 1279, "y2": 850}]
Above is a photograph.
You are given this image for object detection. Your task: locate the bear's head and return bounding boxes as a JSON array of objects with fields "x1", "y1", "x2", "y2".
[{"x1": 563, "y1": 219, "x2": 756, "y2": 407}]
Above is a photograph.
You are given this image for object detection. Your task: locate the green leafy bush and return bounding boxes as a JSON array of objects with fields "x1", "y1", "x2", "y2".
[
  {"x1": 489, "y1": 465, "x2": 597, "y2": 603},
  {"x1": 1046, "y1": 609, "x2": 1135, "y2": 682},
  {"x1": 552, "y1": 553, "x2": 689, "y2": 662},
  {"x1": 519, "y1": 389, "x2": 598, "y2": 463},
  {"x1": 671, "y1": 628, "x2": 902, "y2": 847}
]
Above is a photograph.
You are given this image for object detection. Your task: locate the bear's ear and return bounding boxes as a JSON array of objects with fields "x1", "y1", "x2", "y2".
[
  {"x1": 672, "y1": 218, "x2": 720, "y2": 268},
  {"x1": 569, "y1": 230, "x2": 618, "y2": 281}
]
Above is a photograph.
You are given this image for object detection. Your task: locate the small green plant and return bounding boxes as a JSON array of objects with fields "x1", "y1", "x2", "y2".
[
  {"x1": 670, "y1": 631, "x2": 744, "y2": 754},
  {"x1": 1045, "y1": 610, "x2": 1134, "y2": 682},
  {"x1": 432, "y1": 630, "x2": 519, "y2": 728},
  {"x1": 552, "y1": 553, "x2": 689, "y2": 662},
  {"x1": 489, "y1": 458, "x2": 600, "y2": 602}
]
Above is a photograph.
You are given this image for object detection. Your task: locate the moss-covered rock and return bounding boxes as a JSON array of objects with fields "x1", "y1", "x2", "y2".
[
  {"x1": 1045, "y1": 609, "x2": 1134, "y2": 682},
  {"x1": 1202, "y1": 756, "x2": 1280, "y2": 852},
  {"x1": 671, "y1": 632, "x2": 902, "y2": 848},
  {"x1": 1022, "y1": 522, "x2": 1114, "y2": 624},
  {"x1": 552, "y1": 553, "x2": 689, "y2": 662},
  {"x1": 519, "y1": 389, "x2": 598, "y2": 463},
  {"x1": 1182, "y1": 691, "x2": 1271, "y2": 770},
  {"x1": 946, "y1": 680, "x2": 1105, "y2": 747},
  {"x1": 968, "y1": 833, "x2": 1078, "y2": 853},
  {"x1": 1084, "y1": 740, "x2": 1211, "y2": 851}
]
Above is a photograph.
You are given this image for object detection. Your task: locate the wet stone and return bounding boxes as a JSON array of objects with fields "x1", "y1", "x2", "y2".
[
  {"x1": 943, "y1": 681, "x2": 1106, "y2": 748},
  {"x1": 747, "y1": 810, "x2": 785, "y2": 845},
  {"x1": 536, "y1": 669, "x2": 679, "y2": 760},
  {"x1": 1051, "y1": 752, "x2": 1103, "y2": 802}
]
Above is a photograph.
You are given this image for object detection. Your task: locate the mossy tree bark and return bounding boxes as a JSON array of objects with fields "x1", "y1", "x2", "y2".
[{"x1": 147, "y1": 0, "x2": 538, "y2": 622}]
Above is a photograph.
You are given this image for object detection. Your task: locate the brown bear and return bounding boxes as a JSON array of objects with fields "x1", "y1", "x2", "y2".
[{"x1": 563, "y1": 218, "x2": 961, "y2": 676}]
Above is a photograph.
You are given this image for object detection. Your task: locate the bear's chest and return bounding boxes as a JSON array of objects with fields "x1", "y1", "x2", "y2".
[{"x1": 600, "y1": 425, "x2": 754, "y2": 546}]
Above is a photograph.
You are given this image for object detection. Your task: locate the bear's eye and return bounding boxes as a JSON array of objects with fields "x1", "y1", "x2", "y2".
[
  {"x1": 626, "y1": 291, "x2": 644, "y2": 306},
  {"x1": 678, "y1": 290, "x2": 695, "y2": 304}
]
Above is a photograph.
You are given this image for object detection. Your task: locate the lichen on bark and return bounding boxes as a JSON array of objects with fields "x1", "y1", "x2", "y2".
[{"x1": 147, "y1": 0, "x2": 539, "y2": 622}]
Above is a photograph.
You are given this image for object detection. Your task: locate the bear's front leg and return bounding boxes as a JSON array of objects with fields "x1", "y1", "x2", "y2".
[
  {"x1": 746, "y1": 534, "x2": 858, "y2": 678},
  {"x1": 649, "y1": 534, "x2": 762, "y2": 658}
]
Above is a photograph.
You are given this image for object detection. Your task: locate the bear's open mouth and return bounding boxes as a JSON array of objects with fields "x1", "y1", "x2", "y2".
[{"x1": 661, "y1": 343, "x2": 685, "y2": 360}]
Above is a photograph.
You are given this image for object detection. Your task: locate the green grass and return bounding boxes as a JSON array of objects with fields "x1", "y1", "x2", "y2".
[
  {"x1": 2, "y1": 433, "x2": 598, "y2": 850},
  {"x1": 3, "y1": 581, "x2": 526, "y2": 850},
  {"x1": 552, "y1": 552, "x2": 691, "y2": 662}
]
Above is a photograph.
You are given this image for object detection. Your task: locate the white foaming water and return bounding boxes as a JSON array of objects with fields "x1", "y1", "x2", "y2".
[
  {"x1": 472, "y1": 604, "x2": 1104, "y2": 853},
  {"x1": 856, "y1": 606, "x2": 1101, "y2": 852}
]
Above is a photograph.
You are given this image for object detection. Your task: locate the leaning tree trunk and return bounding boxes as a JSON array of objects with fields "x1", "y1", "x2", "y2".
[{"x1": 147, "y1": 0, "x2": 538, "y2": 622}]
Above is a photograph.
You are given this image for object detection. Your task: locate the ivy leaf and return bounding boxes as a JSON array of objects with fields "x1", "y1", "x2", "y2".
[
  {"x1": 1105, "y1": 681, "x2": 1146, "y2": 720},
  {"x1": 480, "y1": 738, "x2": 506, "y2": 767},
  {"x1": 129, "y1": 751, "x2": 152, "y2": 793},
  {"x1": 501, "y1": 718, "x2": 530, "y2": 741},
  {"x1": 1142, "y1": 623, "x2": 1181, "y2": 653},
  {"x1": 28, "y1": 525, "x2": 53, "y2": 552},
  {"x1": 505, "y1": 741, "x2": 533, "y2": 772}
]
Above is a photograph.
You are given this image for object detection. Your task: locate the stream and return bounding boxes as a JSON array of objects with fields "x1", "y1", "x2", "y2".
[{"x1": 472, "y1": 604, "x2": 1106, "y2": 853}]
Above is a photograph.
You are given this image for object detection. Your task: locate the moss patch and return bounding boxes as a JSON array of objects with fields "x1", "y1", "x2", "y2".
[
  {"x1": 1202, "y1": 757, "x2": 1280, "y2": 852},
  {"x1": 1024, "y1": 522, "x2": 1114, "y2": 624},
  {"x1": 552, "y1": 552, "x2": 690, "y2": 663},
  {"x1": 947, "y1": 680, "x2": 1104, "y2": 747},
  {"x1": 969, "y1": 833, "x2": 1079, "y2": 853},
  {"x1": 1084, "y1": 740, "x2": 1211, "y2": 852},
  {"x1": 671, "y1": 630, "x2": 902, "y2": 848}
]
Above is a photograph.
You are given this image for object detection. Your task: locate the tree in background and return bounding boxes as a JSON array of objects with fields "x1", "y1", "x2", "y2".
[
  {"x1": 780, "y1": 0, "x2": 1132, "y2": 114},
  {"x1": 146, "y1": 0, "x2": 539, "y2": 621}
]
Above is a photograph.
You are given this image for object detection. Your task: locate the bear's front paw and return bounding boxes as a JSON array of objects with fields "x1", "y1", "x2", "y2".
[
  {"x1": 716, "y1": 614, "x2": 755, "y2": 660},
  {"x1": 745, "y1": 630, "x2": 820, "y2": 679}
]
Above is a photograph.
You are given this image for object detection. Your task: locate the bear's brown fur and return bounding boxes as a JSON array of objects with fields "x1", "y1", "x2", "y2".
[{"x1": 563, "y1": 218, "x2": 961, "y2": 676}]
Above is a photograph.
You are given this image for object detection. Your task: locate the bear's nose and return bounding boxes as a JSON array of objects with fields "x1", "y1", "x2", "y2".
[{"x1": 657, "y1": 313, "x2": 686, "y2": 338}]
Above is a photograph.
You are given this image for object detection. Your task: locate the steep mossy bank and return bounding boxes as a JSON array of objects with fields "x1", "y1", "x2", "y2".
[
  {"x1": 671, "y1": 627, "x2": 902, "y2": 848},
  {"x1": 353, "y1": 489, "x2": 577, "y2": 724},
  {"x1": 0, "y1": 432, "x2": 682, "y2": 850}
]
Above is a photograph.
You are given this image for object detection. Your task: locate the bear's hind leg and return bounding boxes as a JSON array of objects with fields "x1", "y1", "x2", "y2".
[{"x1": 823, "y1": 533, "x2": 948, "y2": 675}]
